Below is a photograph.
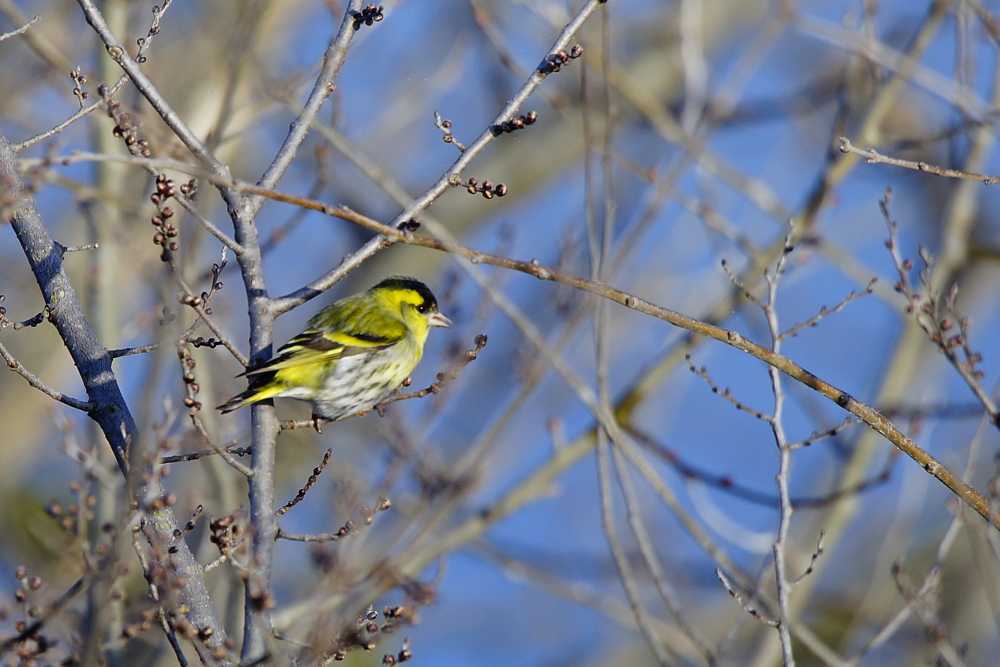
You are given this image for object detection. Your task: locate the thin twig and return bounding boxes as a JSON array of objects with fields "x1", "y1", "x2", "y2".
[
  {"x1": 276, "y1": 449, "x2": 332, "y2": 516},
  {"x1": 276, "y1": 529, "x2": 350, "y2": 543},
  {"x1": 0, "y1": 14, "x2": 37, "y2": 42},
  {"x1": 13, "y1": 77, "x2": 129, "y2": 152},
  {"x1": 792, "y1": 531, "x2": 826, "y2": 585},
  {"x1": 108, "y1": 343, "x2": 159, "y2": 358},
  {"x1": 596, "y1": 432, "x2": 673, "y2": 665},
  {"x1": 880, "y1": 192, "x2": 998, "y2": 425},
  {"x1": 687, "y1": 355, "x2": 772, "y2": 421},
  {"x1": 892, "y1": 562, "x2": 970, "y2": 667},
  {"x1": 378, "y1": 334, "x2": 487, "y2": 406},
  {"x1": 788, "y1": 417, "x2": 861, "y2": 450},
  {"x1": 762, "y1": 229, "x2": 797, "y2": 665},
  {"x1": 60, "y1": 242, "x2": 100, "y2": 253},
  {"x1": 609, "y1": 444, "x2": 717, "y2": 664},
  {"x1": 0, "y1": 338, "x2": 93, "y2": 411},
  {"x1": 161, "y1": 442, "x2": 251, "y2": 464},
  {"x1": 715, "y1": 568, "x2": 779, "y2": 627},
  {"x1": 627, "y1": 424, "x2": 892, "y2": 509},
  {"x1": 840, "y1": 136, "x2": 1000, "y2": 184},
  {"x1": 780, "y1": 278, "x2": 877, "y2": 341}
]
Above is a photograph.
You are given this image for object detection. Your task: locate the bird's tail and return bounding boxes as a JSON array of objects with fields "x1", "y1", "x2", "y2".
[
  {"x1": 216, "y1": 391, "x2": 252, "y2": 414},
  {"x1": 216, "y1": 381, "x2": 283, "y2": 413}
]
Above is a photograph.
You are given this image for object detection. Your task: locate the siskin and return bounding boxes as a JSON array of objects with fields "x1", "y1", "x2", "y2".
[{"x1": 217, "y1": 276, "x2": 451, "y2": 423}]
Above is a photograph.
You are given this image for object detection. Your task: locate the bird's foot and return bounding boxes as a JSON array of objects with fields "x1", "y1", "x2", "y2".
[{"x1": 311, "y1": 414, "x2": 324, "y2": 433}]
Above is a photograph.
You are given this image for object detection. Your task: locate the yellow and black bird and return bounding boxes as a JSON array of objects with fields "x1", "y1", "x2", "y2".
[{"x1": 218, "y1": 276, "x2": 450, "y2": 422}]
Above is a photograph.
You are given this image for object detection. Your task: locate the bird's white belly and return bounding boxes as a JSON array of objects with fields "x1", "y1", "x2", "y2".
[{"x1": 309, "y1": 342, "x2": 420, "y2": 420}]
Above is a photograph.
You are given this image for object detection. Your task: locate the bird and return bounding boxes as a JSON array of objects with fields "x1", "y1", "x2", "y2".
[{"x1": 217, "y1": 276, "x2": 450, "y2": 426}]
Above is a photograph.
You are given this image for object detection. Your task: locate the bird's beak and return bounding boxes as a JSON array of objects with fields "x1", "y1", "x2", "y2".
[{"x1": 429, "y1": 312, "x2": 452, "y2": 328}]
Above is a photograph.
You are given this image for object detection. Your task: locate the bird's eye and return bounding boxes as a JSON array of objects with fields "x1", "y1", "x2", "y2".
[{"x1": 416, "y1": 303, "x2": 428, "y2": 313}]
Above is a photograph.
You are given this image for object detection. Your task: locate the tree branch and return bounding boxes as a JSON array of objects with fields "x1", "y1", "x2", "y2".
[{"x1": 0, "y1": 132, "x2": 233, "y2": 663}]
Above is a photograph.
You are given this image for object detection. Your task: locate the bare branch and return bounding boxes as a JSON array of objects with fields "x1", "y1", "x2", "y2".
[
  {"x1": 0, "y1": 14, "x2": 37, "y2": 42},
  {"x1": 0, "y1": 132, "x2": 231, "y2": 659},
  {"x1": 0, "y1": 339, "x2": 93, "y2": 411},
  {"x1": 715, "y1": 568, "x2": 779, "y2": 627},
  {"x1": 276, "y1": 449, "x2": 332, "y2": 517},
  {"x1": 840, "y1": 136, "x2": 1000, "y2": 185}
]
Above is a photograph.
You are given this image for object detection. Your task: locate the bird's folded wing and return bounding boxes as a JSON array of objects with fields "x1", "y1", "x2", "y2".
[{"x1": 242, "y1": 326, "x2": 399, "y2": 376}]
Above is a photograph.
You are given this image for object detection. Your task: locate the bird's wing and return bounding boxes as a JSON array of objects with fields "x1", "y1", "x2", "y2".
[{"x1": 241, "y1": 320, "x2": 405, "y2": 377}]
